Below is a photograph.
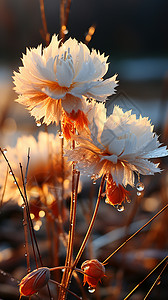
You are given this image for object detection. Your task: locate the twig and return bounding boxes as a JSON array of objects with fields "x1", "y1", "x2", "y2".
[
  {"x1": 102, "y1": 203, "x2": 168, "y2": 265},
  {"x1": 0, "y1": 166, "x2": 8, "y2": 207},
  {"x1": 143, "y1": 259, "x2": 168, "y2": 300},
  {"x1": 24, "y1": 147, "x2": 30, "y2": 186},
  {"x1": 19, "y1": 162, "x2": 38, "y2": 269},
  {"x1": 39, "y1": 0, "x2": 50, "y2": 45},
  {"x1": 50, "y1": 279, "x2": 82, "y2": 300},
  {"x1": 73, "y1": 174, "x2": 106, "y2": 267},
  {"x1": 124, "y1": 255, "x2": 168, "y2": 300}
]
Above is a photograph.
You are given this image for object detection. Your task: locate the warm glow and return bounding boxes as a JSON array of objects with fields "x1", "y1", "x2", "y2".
[
  {"x1": 85, "y1": 34, "x2": 91, "y2": 42},
  {"x1": 0, "y1": 248, "x2": 12, "y2": 262},
  {"x1": 61, "y1": 25, "x2": 66, "y2": 31},
  {"x1": 88, "y1": 26, "x2": 95, "y2": 35},
  {"x1": 39, "y1": 210, "x2": 45, "y2": 218},
  {"x1": 34, "y1": 220, "x2": 42, "y2": 231},
  {"x1": 30, "y1": 213, "x2": 35, "y2": 220}
]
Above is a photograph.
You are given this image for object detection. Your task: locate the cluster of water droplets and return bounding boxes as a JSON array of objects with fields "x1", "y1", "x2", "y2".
[
  {"x1": 91, "y1": 174, "x2": 99, "y2": 185},
  {"x1": 136, "y1": 181, "x2": 145, "y2": 197},
  {"x1": 0, "y1": 269, "x2": 19, "y2": 284}
]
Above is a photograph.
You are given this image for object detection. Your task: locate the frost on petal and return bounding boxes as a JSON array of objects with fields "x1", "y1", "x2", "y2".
[
  {"x1": 13, "y1": 34, "x2": 118, "y2": 125},
  {"x1": 67, "y1": 104, "x2": 168, "y2": 188},
  {"x1": 85, "y1": 75, "x2": 118, "y2": 101}
]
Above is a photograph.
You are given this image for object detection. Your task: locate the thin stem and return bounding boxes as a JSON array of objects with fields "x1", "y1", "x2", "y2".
[
  {"x1": 39, "y1": 0, "x2": 50, "y2": 45},
  {"x1": 19, "y1": 163, "x2": 38, "y2": 268},
  {"x1": 64, "y1": 0, "x2": 72, "y2": 29},
  {"x1": 50, "y1": 279, "x2": 82, "y2": 300},
  {"x1": 124, "y1": 256, "x2": 168, "y2": 300},
  {"x1": 103, "y1": 203, "x2": 168, "y2": 265},
  {"x1": 143, "y1": 260, "x2": 168, "y2": 300},
  {"x1": 58, "y1": 159, "x2": 80, "y2": 299},
  {"x1": 60, "y1": 0, "x2": 65, "y2": 40},
  {"x1": 0, "y1": 166, "x2": 8, "y2": 208},
  {"x1": 23, "y1": 206, "x2": 31, "y2": 274},
  {"x1": 73, "y1": 174, "x2": 106, "y2": 267}
]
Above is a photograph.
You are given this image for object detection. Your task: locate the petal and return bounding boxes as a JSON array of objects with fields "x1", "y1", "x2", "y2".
[{"x1": 85, "y1": 75, "x2": 118, "y2": 101}]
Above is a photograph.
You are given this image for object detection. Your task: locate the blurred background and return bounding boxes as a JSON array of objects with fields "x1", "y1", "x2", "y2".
[{"x1": 0, "y1": 0, "x2": 168, "y2": 299}]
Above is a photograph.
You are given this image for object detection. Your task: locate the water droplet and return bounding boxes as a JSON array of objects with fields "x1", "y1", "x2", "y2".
[
  {"x1": 126, "y1": 198, "x2": 131, "y2": 203},
  {"x1": 11, "y1": 277, "x2": 15, "y2": 282},
  {"x1": 136, "y1": 182, "x2": 145, "y2": 192},
  {"x1": 157, "y1": 280, "x2": 161, "y2": 285},
  {"x1": 117, "y1": 204, "x2": 125, "y2": 212},
  {"x1": 36, "y1": 120, "x2": 41, "y2": 127},
  {"x1": 137, "y1": 191, "x2": 142, "y2": 197},
  {"x1": 93, "y1": 180, "x2": 96, "y2": 185},
  {"x1": 62, "y1": 268, "x2": 65, "y2": 272},
  {"x1": 58, "y1": 131, "x2": 63, "y2": 138},
  {"x1": 9, "y1": 171, "x2": 12, "y2": 175},
  {"x1": 21, "y1": 204, "x2": 25, "y2": 209},
  {"x1": 88, "y1": 286, "x2": 96, "y2": 293},
  {"x1": 2, "y1": 148, "x2": 7, "y2": 154},
  {"x1": 25, "y1": 253, "x2": 27, "y2": 257},
  {"x1": 13, "y1": 181, "x2": 17, "y2": 185}
]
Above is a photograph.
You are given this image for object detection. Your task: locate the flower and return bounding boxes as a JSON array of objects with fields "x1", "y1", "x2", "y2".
[
  {"x1": 81, "y1": 259, "x2": 105, "y2": 289},
  {"x1": 105, "y1": 174, "x2": 130, "y2": 206},
  {"x1": 0, "y1": 132, "x2": 72, "y2": 208},
  {"x1": 66, "y1": 105, "x2": 168, "y2": 188},
  {"x1": 19, "y1": 267, "x2": 50, "y2": 297},
  {"x1": 13, "y1": 35, "x2": 118, "y2": 131}
]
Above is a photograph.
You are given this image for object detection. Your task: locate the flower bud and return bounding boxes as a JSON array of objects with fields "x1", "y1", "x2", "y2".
[
  {"x1": 19, "y1": 267, "x2": 50, "y2": 297},
  {"x1": 105, "y1": 174, "x2": 130, "y2": 205},
  {"x1": 81, "y1": 259, "x2": 105, "y2": 288}
]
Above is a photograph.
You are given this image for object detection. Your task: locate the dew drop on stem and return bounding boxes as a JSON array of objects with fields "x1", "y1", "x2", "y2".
[{"x1": 2, "y1": 148, "x2": 7, "y2": 154}]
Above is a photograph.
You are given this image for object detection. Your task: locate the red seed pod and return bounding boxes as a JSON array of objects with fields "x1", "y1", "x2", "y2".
[
  {"x1": 19, "y1": 267, "x2": 50, "y2": 297},
  {"x1": 105, "y1": 174, "x2": 130, "y2": 206},
  {"x1": 81, "y1": 259, "x2": 105, "y2": 288}
]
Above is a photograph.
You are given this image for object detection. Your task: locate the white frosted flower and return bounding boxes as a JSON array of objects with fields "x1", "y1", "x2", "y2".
[
  {"x1": 66, "y1": 105, "x2": 168, "y2": 187},
  {"x1": 13, "y1": 35, "x2": 118, "y2": 128},
  {"x1": 0, "y1": 132, "x2": 72, "y2": 205}
]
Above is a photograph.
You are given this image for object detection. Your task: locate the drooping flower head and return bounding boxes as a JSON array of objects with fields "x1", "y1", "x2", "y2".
[
  {"x1": 19, "y1": 267, "x2": 50, "y2": 298},
  {"x1": 81, "y1": 259, "x2": 105, "y2": 289},
  {"x1": 66, "y1": 105, "x2": 168, "y2": 205},
  {"x1": 0, "y1": 132, "x2": 71, "y2": 221},
  {"x1": 13, "y1": 35, "x2": 118, "y2": 135}
]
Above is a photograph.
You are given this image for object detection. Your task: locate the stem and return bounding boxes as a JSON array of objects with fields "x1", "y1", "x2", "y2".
[
  {"x1": 58, "y1": 164, "x2": 80, "y2": 299},
  {"x1": 23, "y1": 206, "x2": 31, "y2": 274},
  {"x1": 124, "y1": 256, "x2": 168, "y2": 300},
  {"x1": 73, "y1": 175, "x2": 106, "y2": 267},
  {"x1": 50, "y1": 279, "x2": 82, "y2": 300},
  {"x1": 0, "y1": 166, "x2": 8, "y2": 207},
  {"x1": 143, "y1": 260, "x2": 168, "y2": 300},
  {"x1": 103, "y1": 203, "x2": 168, "y2": 265},
  {"x1": 39, "y1": 0, "x2": 50, "y2": 45}
]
